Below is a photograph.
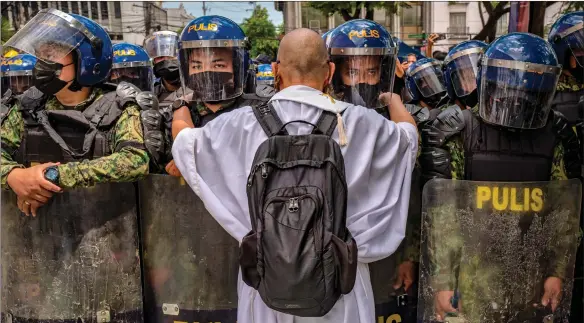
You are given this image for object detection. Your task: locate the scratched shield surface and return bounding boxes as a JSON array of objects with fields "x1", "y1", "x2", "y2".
[
  {"x1": 138, "y1": 174, "x2": 239, "y2": 323},
  {"x1": 418, "y1": 179, "x2": 581, "y2": 323},
  {"x1": 1, "y1": 182, "x2": 143, "y2": 322}
]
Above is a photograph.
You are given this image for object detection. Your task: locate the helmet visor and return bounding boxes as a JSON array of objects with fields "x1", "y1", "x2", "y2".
[
  {"x1": 401, "y1": 85, "x2": 414, "y2": 104},
  {"x1": 560, "y1": 23, "x2": 584, "y2": 67},
  {"x1": 179, "y1": 46, "x2": 245, "y2": 103},
  {"x1": 449, "y1": 53, "x2": 481, "y2": 98},
  {"x1": 4, "y1": 9, "x2": 98, "y2": 64},
  {"x1": 144, "y1": 32, "x2": 179, "y2": 59},
  {"x1": 479, "y1": 59, "x2": 561, "y2": 129},
  {"x1": 1, "y1": 74, "x2": 34, "y2": 95},
  {"x1": 412, "y1": 62, "x2": 446, "y2": 98},
  {"x1": 110, "y1": 66, "x2": 154, "y2": 92},
  {"x1": 331, "y1": 54, "x2": 396, "y2": 108}
]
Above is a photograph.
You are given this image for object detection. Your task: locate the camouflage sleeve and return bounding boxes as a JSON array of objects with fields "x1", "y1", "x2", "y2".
[
  {"x1": 403, "y1": 165, "x2": 422, "y2": 262},
  {"x1": 1, "y1": 105, "x2": 25, "y2": 190},
  {"x1": 446, "y1": 135, "x2": 465, "y2": 180},
  {"x1": 428, "y1": 135, "x2": 464, "y2": 291},
  {"x1": 549, "y1": 143, "x2": 581, "y2": 280},
  {"x1": 57, "y1": 105, "x2": 150, "y2": 188}
]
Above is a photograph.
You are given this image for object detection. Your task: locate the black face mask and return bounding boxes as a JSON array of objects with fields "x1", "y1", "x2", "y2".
[
  {"x1": 189, "y1": 71, "x2": 236, "y2": 102},
  {"x1": 33, "y1": 60, "x2": 73, "y2": 95},
  {"x1": 569, "y1": 64, "x2": 584, "y2": 84},
  {"x1": 341, "y1": 83, "x2": 381, "y2": 108},
  {"x1": 423, "y1": 92, "x2": 446, "y2": 109},
  {"x1": 154, "y1": 60, "x2": 180, "y2": 85},
  {"x1": 459, "y1": 90, "x2": 478, "y2": 108}
]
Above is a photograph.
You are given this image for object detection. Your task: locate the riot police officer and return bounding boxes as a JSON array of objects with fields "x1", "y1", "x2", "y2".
[
  {"x1": 443, "y1": 40, "x2": 488, "y2": 110},
  {"x1": 419, "y1": 32, "x2": 581, "y2": 322},
  {"x1": 110, "y1": 42, "x2": 154, "y2": 91},
  {"x1": 548, "y1": 11, "x2": 584, "y2": 322},
  {"x1": 171, "y1": 15, "x2": 267, "y2": 131},
  {"x1": 1, "y1": 53, "x2": 36, "y2": 121},
  {"x1": 405, "y1": 57, "x2": 449, "y2": 111},
  {"x1": 144, "y1": 31, "x2": 181, "y2": 106},
  {"x1": 254, "y1": 63, "x2": 275, "y2": 98},
  {"x1": 1, "y1": 8, "x2": 148, "y2": 321},
  {"x1": 328, "y1": 19, "x2": 397, "y2": 115}
]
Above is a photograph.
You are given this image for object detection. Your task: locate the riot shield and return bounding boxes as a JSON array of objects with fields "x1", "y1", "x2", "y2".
[
  {"x1": 138, "y1": 174, "x2": 239, "y2": 323},
  {"x1": 418, "y1": 179, "x2": 582, "y2": 323},
  {"x1": 1, "y1": 182, "x2": 143, "y2": 322}
]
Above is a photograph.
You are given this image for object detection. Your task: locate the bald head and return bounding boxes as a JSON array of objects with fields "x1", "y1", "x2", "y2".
[{"x1": 274, "y1": 28, "x2": 332, "y2": 90}]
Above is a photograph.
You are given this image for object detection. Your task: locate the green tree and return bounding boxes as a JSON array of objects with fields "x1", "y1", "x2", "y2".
[
  {"x1": 240, "y1": 5, "x2": 279, "y2": 59},
  {"x1": 309, "y1": 1, "x2": 410, "y2": 21},
  {"x1": 176, "y1": 26, "x2": 185, "y2": 36},
  {"x1": 1, "y1": 16, "x2": 13, "y2": 44}
]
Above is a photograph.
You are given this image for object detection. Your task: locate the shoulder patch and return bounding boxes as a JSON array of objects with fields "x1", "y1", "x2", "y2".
[{"x1": 421, "y1": 105, "x2": 465, "y2": 147}]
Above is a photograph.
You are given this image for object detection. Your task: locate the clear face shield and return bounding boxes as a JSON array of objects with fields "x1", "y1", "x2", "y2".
[
  {"x1": 1, "y1": 72, "x2": 34, "y2": 95},
  {"x1": 559, "y1": 22, "x2": 584, "y2": 82},
  {"x1": 445, "y1": 48, "x2": 483, "y2": 98},
  {"x1": 411, "y1": 61, "x2": 446, "y2": 99},
  {"x1": 479, "y1": 58, "x2": 561, "y2": 129},
  {"x1": 179, "y1": 40, "x2": 246, "y2": 103},
  {"x1": 330, "y1": 47, "x2": 397, "y2": 108},
  {"x1": 4, "y1": 9, "x2": 99, "y2": 65},
  {"x1": 144, "y1": 32, "x2": 179, "y2": 59},
  {"x1": 109, "y1": 65, "x2": 153, "y2": 92}
]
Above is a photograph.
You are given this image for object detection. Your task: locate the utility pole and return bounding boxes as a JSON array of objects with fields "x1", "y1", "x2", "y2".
[{"x1": 202, "y1": 1, "x2": 207, "y2": 16}]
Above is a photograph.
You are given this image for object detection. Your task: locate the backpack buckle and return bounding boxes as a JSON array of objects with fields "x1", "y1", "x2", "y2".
[{"x1": 288, "y1": 198, "x2": 299, "y2": 213}]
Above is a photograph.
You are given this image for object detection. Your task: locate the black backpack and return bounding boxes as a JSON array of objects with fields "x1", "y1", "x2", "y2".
[{"x1": 240, "y1": 102, "x2": 358, "y2": 317}]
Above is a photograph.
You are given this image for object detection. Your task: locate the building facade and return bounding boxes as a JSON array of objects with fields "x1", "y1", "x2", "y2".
[
  {"x1": 275, "y1": 1, "x2": 567, "y2": 50},
  {"x1": 1, "y1": 1, "x2": 193, "y2": 45}
]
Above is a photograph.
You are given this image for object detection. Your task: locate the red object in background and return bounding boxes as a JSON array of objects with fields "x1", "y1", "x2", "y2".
[{"x1": 509, "y1": 2, "x2": 530, "y2": 33}]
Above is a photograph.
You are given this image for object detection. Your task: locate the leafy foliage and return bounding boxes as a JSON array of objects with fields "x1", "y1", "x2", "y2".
[
  {"x1": 1, "y1": 16, "x2": 13, "y2": 44},
  {"x1": 309, "y1": 1, "x2": 410, "y2": 21},
  {"x1": 240, "y1": 5, "x2": 279, "y2": 59}
]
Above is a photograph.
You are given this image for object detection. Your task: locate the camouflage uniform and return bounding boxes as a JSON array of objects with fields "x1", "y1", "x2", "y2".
[
  {"x1": 0, "y1": 87, "x2": 149, "y2": 188},
  {"x1": 0, "y1": 88, "x2": 148, "y2": 320}
]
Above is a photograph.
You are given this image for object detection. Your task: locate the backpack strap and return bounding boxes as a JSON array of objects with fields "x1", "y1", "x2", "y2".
[
  {"x1": 313, "y1": 111, "x2": 338, "y2": 137},
  {"x1": 252, "y1": 102, "x2": 287, "y2": 136}
]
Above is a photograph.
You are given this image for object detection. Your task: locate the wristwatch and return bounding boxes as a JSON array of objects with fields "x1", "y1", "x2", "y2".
[
  {"x1": 171, "y1": 98, "x2": 188, "y2": 112},
  {"x1": 44, "y1": 166, "x2": 60, "y2": 185}
]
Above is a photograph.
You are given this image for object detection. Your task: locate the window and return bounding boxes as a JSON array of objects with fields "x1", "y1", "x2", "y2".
[
  {"x1": 70, "y1": 1, "x2": 79, "y2": 14},
  {"x1": 60, "y1": 1, "x2": 68, "y2": 12},
  {"x1": 114, "y1": 2, "x2": 121, "y2": 18},
  {"x1": 90, "y1": 2, "x2": 98, "y2": 19},
  {"x1": 101, "y1": 2, "x2": 109, "y2": 20},
  {"x1": 31, "y1": 1, "x2": 39, "y2": 16},
  {"x1": 496, "y1": 13, "x2": 509, "y2": 35},
  {"x1": 41, "y1": 2, "x2": 49, "y2": 9},
  {"x1": 402, "y1": 4, "x2": 421, "y2": 26},
  {"x1": 301, "y1": 3, "x2": 327, "y2": 33},
  {"x1": 449, "y1": 13, "x2": 467, "y2": 34},
  {"x1": 81, "y1": 2, "x2": 88, "y2": 17}
]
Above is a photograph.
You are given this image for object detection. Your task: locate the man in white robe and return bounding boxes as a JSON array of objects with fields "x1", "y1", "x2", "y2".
[{"x1": 171, "y1": 28, "x2": 418, "y2": 323}]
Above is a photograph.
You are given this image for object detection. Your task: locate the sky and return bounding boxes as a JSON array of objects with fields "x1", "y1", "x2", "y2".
[{"x1": 162, "y1": 1, "x2": 283, "y2": 26}]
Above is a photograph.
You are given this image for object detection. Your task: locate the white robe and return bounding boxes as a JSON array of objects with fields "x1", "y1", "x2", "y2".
[{"x1": 172, "y1": 85, "x2": 418, "y2": 323}]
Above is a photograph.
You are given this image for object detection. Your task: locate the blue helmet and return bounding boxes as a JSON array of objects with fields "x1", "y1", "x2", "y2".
[
  {"x1": 110, "y1": 43, "x2": 153, "y2": 91},
  {"x1": 322, "y1": 29, "x2": 334, "y2": 48},
  {"x1": 328, "y1": 19, "x2": 397, "y2": 108},
  {"x1": 549, "y1": 11, "x2": 584, "y2": 67},
  {"x1": 443, "y1": 40, "x2": 488, "y2": 107},
  {"x1": 178, "y1": 15, "x2": 249, "y2": 103},
  {"x1": 405, "y1": 57, "x2": 446, "y2": 109},
  {"x1": 477, "y1": 33, "x2": 561, "y2": 129},
  {"x1": 1, "y1": 53, "x2": 37, "y2": 95},
  {"x1": 5, "y1": 9, "x2": 112, "y2": 87}
]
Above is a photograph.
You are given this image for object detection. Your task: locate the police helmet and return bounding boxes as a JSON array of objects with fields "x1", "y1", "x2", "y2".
[
  {"x1": 549, "y1": 12, "x2": 584, "y2": 68},
  {"x1": 477, "y1": 33, "x2": 561, "y2": 129},
  {"x1": 178, "y1": 15, "x2": 249, "y2": 103},
  {"x1": 444, "y1": 40, "x2": 488, "y2": 108},
  {"x1": 110, "y1": 43, "x2": 153, "y2": 91},
  {"x1": 1, "y1": 53, "x2": 37, "y2": 96},
  {"x1": 405, "y1": 57, "x2": 446, "y2": 108},
  {"x1": 255, "y1": 63, "x2": 276, "y2": 98},
  {"x1": 144, "y1": 31, "x2": 179, "y2": 60},
  {"x1": 322, "y1": 29, "x2": 333, "y2": 48},
  {"x1": 4, "y1": 9, "x2": 112, "y2": 87},
  {"x1": 328, "y1": 19, "x2": 397, "y2": 109}
]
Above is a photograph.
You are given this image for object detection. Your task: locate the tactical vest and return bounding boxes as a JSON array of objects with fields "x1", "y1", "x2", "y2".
[
  {"x1": 461, "y1": 110, "x2": 559, "y2": 182},
  {"x1": 551, "y1": 89, "x2": 584, "y2": 125},
  {"x1": 194, "y1": 93, "x2": 270, "y2": 128},
  {"x1": 15, "y1": 88, "x2": 125, "y2": 166}
]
